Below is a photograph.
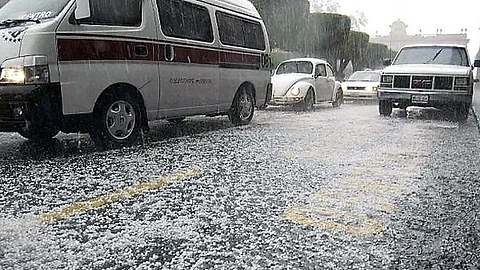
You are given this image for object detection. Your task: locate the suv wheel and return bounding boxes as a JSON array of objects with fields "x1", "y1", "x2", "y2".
[
  {"x1": 379, "y1": 100, "x2": 392, "y2": 116},
  {"x1": 453, "y1": 103, "x2": 470, "y2": 121}
]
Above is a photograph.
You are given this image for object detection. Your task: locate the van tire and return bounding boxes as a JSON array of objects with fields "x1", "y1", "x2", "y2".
[
  {"x1": 229, "y1": 86, "x2": 255, "y2": 126},
  {"x1": 89, "y1": 91, "x2": 142, "y2": 149},
  {"x1": 18, "y1": 125, "x2": 59, "y2": 142}
]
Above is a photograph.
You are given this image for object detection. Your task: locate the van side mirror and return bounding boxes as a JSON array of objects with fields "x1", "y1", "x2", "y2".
[
  {"x1": 75, "y1": 0, "x2": 91, "y2": 20},
  {"x1": 474, "y1": 60, "x2": 480, "y2": 68},
  {"x1": 383, "y1": 58, "x2": 392, "y2": 66}
]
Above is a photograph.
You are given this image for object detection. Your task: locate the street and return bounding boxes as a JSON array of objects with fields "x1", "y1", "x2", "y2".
[{"x1": 1, "y1": 100, "x2": 480, "y2": 269}]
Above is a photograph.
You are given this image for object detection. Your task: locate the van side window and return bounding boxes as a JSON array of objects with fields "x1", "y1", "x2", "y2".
[
  {"x1": 157, "y1": 0, "x2": 213, "y2": 43},
  {"x1": 216, "y1": 11, "x2": 265, "y2": 50},
  {"x1": 76, "y1": 0, "x2": 142, "y2": 26}
]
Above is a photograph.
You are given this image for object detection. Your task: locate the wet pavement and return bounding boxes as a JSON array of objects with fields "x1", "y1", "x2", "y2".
[{"x1": 0, "y1": 100, "x2": 480, "y2": 269}]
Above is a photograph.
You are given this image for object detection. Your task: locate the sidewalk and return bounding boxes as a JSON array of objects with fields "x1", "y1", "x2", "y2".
[{"x1": 473, "y1": 83, "x2": 480, "y2": 128}]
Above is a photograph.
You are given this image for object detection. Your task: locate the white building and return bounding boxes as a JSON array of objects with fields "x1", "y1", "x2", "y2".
[{"x1": 371, "y1": 19, "x2": 469, "y2": 52}]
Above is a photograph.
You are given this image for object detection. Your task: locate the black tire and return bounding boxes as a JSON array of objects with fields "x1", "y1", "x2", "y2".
[
  {"x1": 379, "y1": 100, "x2": 393, "y2": 116},
  {"x1": 228, "y1": 86, "x2": 255, "y2": 126},
  {"x1": 18, "y1": 125, "x2": 59, "y2": 142},
  {"x1": 89, "y1": 91, "x2": 143, "y2": 149},
  {"x1": 294, "y1": 89, "x2": 314, "y2": 111},
  {"x1": 452, "y1": 103, "x2": 470, "y2": 122},
  {"x1": 332, "y1": 89, "x2": 343, "y2": 108}
]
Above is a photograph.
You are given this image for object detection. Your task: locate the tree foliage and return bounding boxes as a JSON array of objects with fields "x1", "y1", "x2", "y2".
[
  {"x1": 366, "y1": 43, "x2": 396, "y2": 69},
  {"x1": 251, "y1": 0, "x2": 394, "y2": 77},
  {"x1": 250, "y1": 0, "x2": 310, "y2": 51},
  {"x1": 307, "y1": 12, "x2": 351, "y2": 72},
  {"x1": 344, "y1": 31, "x2": 370, "y2": 72}
]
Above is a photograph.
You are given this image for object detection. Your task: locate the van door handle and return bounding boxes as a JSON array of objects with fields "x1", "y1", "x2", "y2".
[{"x1": 134, "y1": 45, "x2": 148, "y2": 58}]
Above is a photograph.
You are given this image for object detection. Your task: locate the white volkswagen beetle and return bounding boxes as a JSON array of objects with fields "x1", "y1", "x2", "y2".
[{"x1": 269, "y1": 58, "x2": 343, "y2": 110}]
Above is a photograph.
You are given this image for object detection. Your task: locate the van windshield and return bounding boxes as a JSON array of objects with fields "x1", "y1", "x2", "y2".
[{"x1": 0, "y1": 0, "x2": 71, "y2": 23}]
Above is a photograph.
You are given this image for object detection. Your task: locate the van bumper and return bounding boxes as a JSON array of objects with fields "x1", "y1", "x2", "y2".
[{"x1": 0, "y1": 83, "x2": 62, "y2": 132}]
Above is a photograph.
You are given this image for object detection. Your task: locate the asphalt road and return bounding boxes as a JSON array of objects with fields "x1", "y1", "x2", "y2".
[{"x1": 1, "y1": 101, "x2": 480, "y2": 269}]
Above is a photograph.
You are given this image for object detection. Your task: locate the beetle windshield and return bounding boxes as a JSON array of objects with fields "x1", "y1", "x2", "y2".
[
  {"x1": 347, "y1": 71, "x2": 380, "y2": 82},
  {"x1": 393, "y1": 46, "x2": 470, "y2": 67},
  {"x1": 0, "y1": 0, "x2": 71, "y2": 23},
  {"x1": 276, "y1": 61, "x2": 313, "y2": 75}
]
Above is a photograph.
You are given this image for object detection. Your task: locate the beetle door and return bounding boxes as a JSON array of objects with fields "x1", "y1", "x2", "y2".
[{"x1": 314, "y1": 64, "x2": 330, "y2": 101}]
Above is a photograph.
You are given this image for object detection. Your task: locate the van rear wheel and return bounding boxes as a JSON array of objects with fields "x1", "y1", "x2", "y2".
[
  {"x1": 229, "y1": 86, "x2": 255, "y2": 126},
  {"x1": 90, "y1": 92, "x2": 142, "y2": 149}
]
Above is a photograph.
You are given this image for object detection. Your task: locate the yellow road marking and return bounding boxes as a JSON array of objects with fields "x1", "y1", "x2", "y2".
[
  {"x1": 41, "y1": 169, "x2": 202, "y2": 222},
  {"x1": 282, "y1": 205, "x2": 383, "y2": 235}
]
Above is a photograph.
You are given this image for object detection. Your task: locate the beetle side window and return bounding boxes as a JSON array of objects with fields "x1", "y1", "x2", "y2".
[
  {"x1": 216, "y1": 11, "x2": 266, "y2": 50},
  {"x1": 316, "y1": 64, "x2": 327, "y2": 77},
  {"x1": 76, "y1": 0, "x2": 142, "y2": 27},
  {"x1": 326, "y1": 65, "x2": 334, "y2": 77},
  {"x1": 157, "y1": 0, "x2": 213, "y2": 43}
]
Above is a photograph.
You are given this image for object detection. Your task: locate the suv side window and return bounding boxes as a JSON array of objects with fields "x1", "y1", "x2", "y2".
[
  {"x1": 76, "y1": 0, "x2": 142, "y2": 27},
  {"x1": 157, "y1": 0, "x2": 213, "y2": 43}
]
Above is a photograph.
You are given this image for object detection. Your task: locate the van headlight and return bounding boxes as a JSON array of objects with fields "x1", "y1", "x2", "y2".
[{"x1": 0, "y1": 56, "x2": 50, "y2": 85}]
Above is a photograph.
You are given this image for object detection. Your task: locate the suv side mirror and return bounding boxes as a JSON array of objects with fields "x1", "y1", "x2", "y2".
[
  {"x1": 75, "y1": 0, "x2": 91, "y2": 20},
  {"x1": 383, "y1": 58, "x2": 392, "y2": 66},
  {"x1": 474, "y1": 60, "x2": 480, "y2": 68}
]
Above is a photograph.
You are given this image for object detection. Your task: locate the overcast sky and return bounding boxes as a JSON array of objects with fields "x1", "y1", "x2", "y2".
[{"x1": 334, "y1": 0, "x2": 480, "y2": 58}]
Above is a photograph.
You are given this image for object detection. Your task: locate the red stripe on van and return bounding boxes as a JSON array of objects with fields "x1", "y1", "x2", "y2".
[
  {"x1": 57, "y1": 39, "x2": 156, "y2": 62},
  {"x1": 57, "y1": 38, "x2": 261, "y2": 69}
]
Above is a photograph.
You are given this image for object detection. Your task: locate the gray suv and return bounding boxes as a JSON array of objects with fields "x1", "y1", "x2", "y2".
[{"x1": 377, "y1": 44, "x2": 475, "y2": 120}]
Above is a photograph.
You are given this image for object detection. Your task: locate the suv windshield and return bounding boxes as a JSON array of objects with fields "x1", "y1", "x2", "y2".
[
  {"x1": 276, "y1": 61, "x2": 313, "y2": 75},
  {"x1": 393, "y1": 46, "x2": 470, "y2": 67},
  {"x1": 0, "y1": 0, "x2": 71, "y2": 23}
]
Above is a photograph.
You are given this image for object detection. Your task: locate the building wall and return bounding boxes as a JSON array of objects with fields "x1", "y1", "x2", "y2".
[{"x1": 371, "y1": 20, "x2": 469, "y2": 52}]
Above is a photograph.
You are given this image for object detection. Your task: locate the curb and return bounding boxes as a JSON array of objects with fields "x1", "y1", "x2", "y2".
[{"x1": 473, "y1": 105, "x2": 480, "y2": 132}]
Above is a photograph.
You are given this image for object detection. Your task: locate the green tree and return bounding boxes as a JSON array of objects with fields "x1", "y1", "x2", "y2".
[
  {"x1": 366, "y1": 43, "x2": 396, "y2": 69},
  {"x1": 307, "y1": 12, "x2": 351, "y2": 72},
  {"x1": 251, "y1": 0, "x2": 310, "y2": 52},
  {"x1": 341, "y1": 31, "x2": 370, "y2": 74}
]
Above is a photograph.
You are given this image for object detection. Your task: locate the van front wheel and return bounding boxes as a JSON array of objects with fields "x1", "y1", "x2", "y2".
[
  {"x1": 18, "y1": 125, "x2": 59, "y2": 142},
  {"x1": 90, "y1": 93, "x2": 142, "y2": 149},
  {"x1": 229, "y1": 87, "x2": 255, "y2": 126}
]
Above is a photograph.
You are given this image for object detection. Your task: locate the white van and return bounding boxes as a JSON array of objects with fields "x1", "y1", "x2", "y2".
[{"x1": 0, "y1": 0, "x2": 271, "y2": 148}]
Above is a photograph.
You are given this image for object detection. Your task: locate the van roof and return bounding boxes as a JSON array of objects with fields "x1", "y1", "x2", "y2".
[{"x1": 200, "y1": 0, "x2": 261, "y2": 19}]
